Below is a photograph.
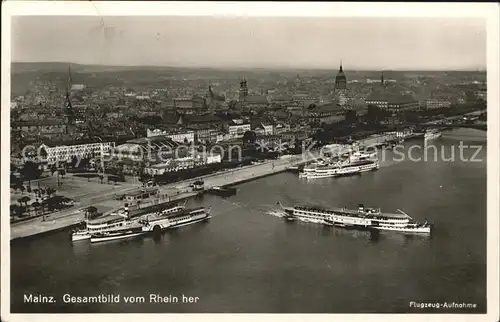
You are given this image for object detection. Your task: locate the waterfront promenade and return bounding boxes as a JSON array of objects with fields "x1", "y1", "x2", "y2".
[
  {"x1": 10, "y1": 152, "x2": 320, "y2": 241},
  {"x1": 11, "y1": 132, "x2": 401, "y2": 241}
]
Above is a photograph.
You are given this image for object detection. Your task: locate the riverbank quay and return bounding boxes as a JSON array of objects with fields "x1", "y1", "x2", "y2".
[
  {"x1": 10, "y1": 188, "x2": 199, "y2": 241},
  {"x1": 9, "y1": 131, "x2": 411, "y2": 241},
  {"x1": 10, "y1": 153, "x2": 320, "y2": 241}
]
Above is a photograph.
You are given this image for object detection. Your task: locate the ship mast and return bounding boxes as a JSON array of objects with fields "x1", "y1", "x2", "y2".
[{"x1": 397, "y1": 209, "x2": 413, "y2": 220}]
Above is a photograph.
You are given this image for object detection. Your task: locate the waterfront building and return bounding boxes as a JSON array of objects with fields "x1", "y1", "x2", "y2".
[
  {"x1": 425, "y1": 99, "x2": 452, "y2": 109},
  {"x1": 37, "y1": 140, "x2": 115, "y2": 164},
  {"x1": 228, "y1": 119, "x2": 252, "y2": 138},
  {"x1": 112, "y1": 136, "x2": 180, "y2": 162},
  {"x1": 187, "y1": 126, "x2": 219, "y2": 144}
]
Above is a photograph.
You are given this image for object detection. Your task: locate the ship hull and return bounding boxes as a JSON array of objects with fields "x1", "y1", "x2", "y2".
[
  {"x1": 300, "y1": 163, "x2": 379, "y2": 179},
  {"x1": 90, "y1": 230, "x2": 147, "y2": 243},
  {"x1": 142, "y1": 208, "x2": 211, "y2": 233},
  {"x1": 71, "y1": 232, "x2": 91, "y2": 241},
  {"x1": 374, "y1": 225, "x2": 431, "y2": 234},
  {"x1": 276, "y1": 202, "x2": 431, "y2": 236},
  {"x1": 167, "y1": 215, "x2": 211, "y2": 229}
]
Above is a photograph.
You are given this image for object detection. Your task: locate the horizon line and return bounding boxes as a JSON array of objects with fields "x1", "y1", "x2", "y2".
[{"x1": 11, "y1": 61, "x2": 487, "y2": 72}]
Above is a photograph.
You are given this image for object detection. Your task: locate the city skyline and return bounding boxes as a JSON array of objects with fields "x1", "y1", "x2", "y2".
[{"x1": 12, "y1": 16, "x2": 486, "y2": 71}]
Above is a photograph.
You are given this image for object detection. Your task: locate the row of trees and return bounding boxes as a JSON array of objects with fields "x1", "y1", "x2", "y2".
[{"x1": 11, "y1": 192, "x2": 71, "y2": 220}]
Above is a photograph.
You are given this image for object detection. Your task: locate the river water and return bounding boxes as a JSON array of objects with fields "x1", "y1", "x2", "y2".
[{"x1": 10, "y1": 129, "x2": 487, "y2": 313}]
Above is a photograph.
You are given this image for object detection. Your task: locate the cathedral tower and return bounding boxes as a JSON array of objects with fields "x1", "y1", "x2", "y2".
[{"x1": 333, "y1": 61, "x2": 348, "y2": 107}]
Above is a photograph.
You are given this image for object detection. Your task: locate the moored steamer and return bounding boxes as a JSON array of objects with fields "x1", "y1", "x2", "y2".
[
  {"x1": 140, "y1": 206, "x2": 212, "y2": 234},
  {"x1": 301, "y1": 159, "x2": 379, "y2": 179},
  {"x1": 90, "y1": 224, "x2": 147, "y2": 243},
  {"x1": 71, "y1": 186, "x2": 185, "y2": 242}
]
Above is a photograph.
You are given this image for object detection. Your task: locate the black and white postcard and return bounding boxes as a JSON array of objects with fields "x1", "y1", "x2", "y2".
[{"x1": 1, "y1": 2, "x2": 499, "y2": 322}]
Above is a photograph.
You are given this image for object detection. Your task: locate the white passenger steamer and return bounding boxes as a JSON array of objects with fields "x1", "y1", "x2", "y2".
[
  {"x1": 299, "y1": 148, "x2": 379, "y2": 179},
  {"x1": 71, "y1": 186, "x2": 184, "y2": 242},
  {"x1": 277, "y1": 202, "x2": 431, "y2": 234},
  {"x1": 140, "y1": 206, "x2": 212, "y2": 234},
  {"x1": 89, "y1": 223, "x2": 147, "y2": 243}
]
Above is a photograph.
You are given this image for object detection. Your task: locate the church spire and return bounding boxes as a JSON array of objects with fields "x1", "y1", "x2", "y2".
[
  {"x1": 381, "y1": 71, "x2": 384, "y2": 86},
  {"x1": 339, "y1": 59, "x2": 343, "y2": 72}
]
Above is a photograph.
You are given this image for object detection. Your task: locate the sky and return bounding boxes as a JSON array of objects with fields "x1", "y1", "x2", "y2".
[{"x1": 11, "y1": 16, "x2": 486, "y2": 70}]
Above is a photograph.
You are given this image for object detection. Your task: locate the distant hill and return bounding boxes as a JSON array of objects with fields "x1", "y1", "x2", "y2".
[
  {"x1": 9, "y1": 61, "x2": 486, "y2": 97},
  {"x1": 12, "y1": 62, "x2": 486, "y2": 75}
]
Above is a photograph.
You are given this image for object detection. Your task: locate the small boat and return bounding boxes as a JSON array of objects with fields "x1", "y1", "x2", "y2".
[
  {"x1": 191, "y1": 180, "x2": 205, "y2": 191},
  {"x1": 424, "y1": 129, "x2": 442, "y2": 141}
]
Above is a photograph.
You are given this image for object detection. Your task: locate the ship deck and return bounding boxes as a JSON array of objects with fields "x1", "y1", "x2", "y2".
[
  {"x1": 93, "y1": 222, "x2": 144, "y2": 234},
  {"x1": 87, "y1": 200, "x2": 182, "y2": 225},
  {"x1": 293, "y1": 205, "x2": 408, "y2": 219},
  {"x1": 142, "y1": 206, "x2": 206, "y2": 222}
]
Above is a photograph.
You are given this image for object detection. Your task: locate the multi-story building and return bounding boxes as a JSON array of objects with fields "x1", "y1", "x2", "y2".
[
  {"x1": 12, "y1": 120, "x2": 67, "y2": 137},
  {"x1": 37, "y1": 140, "x2": 115, "y2": 164},
  {"x1": 365, "y1": 92, "x2": 419, "y2": 113},
  {"x1": 228, "y1": 119, "x2": 252, "y2": 138},
  {"x1": 187, "y1": 126, "x2": 218, "y2": 144},
  {"x1": 425, "y1": 99, "x2": 452, "y2": 109},
  {"x1": 112, "y1": 136, "x2": 181, "y2": 163},
  {"x1": 146, "y1": 129, "x2": 195, "y2": 144}
]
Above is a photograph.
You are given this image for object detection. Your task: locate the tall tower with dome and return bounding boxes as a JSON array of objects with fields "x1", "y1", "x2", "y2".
[{"x1": 333, "y1": 61, "x2": 348, "y2": 107}]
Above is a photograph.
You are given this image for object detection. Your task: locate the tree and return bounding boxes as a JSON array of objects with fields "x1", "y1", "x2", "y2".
[
  {"x1": 18, "y1": 196, "x2": 30, "y2": 207},
  {"x1": 50, "y1": 163, "x2": 58, "y2": 176},
  {"x1": 307, "y1": 103, "x2": 317, "y2": 110},
  {"x1": 69, "y1": 156, "x2": 79, "y2": 168},
  {"x1": 345, "y1": 109, "x2": 358, "y2": 124},
  {"x1": 21, "y1": 161, "x2": 43, "y2": 184},
  {"x1": 85, "y1": 206, "x2": 98, "y2": 220},
  {"x1": 20, "y1": 186, "x2": 26, "y2": 195},
  {"x1": 108, "y1": 175, "x2": 117, "y2": 185},
  {"x1": 365, "y1": 105, "x2": 384, "y2": 125},
  {"x1": 16, "y1": 206, "x2": 27, "y2": 217},
  {"x1": 31, "y1": 201, "x2": 41, "y2": 215},
  {"x1": 46, "y1": 187, "x2": 56, "y2": 198},
  {"x1": 242, "y1": 131, "x2": 257, "y2": 144}
]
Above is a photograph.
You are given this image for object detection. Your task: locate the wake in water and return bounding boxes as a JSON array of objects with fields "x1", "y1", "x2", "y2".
[{"x1": 265, "y1": 209, "x2": 286, "y2": 218}]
